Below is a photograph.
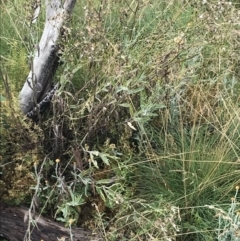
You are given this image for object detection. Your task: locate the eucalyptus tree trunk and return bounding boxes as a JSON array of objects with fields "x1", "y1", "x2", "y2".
[{"x1": 19, "y1": 0, "x2": 76, "y2": 115}]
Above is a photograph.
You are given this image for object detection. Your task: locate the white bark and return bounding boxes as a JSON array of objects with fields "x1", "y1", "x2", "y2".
[{"x1": 19, "y1": 0, "x2": 76, "y2": 114}]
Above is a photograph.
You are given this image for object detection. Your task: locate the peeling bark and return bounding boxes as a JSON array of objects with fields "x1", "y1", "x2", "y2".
[{"x1": 19, "y1": 0, "x2": 76, "y2": 115}]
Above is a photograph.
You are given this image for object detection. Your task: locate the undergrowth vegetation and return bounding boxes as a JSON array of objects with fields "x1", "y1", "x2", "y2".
[{"x1": 1, "y1": 0, "x2": 240, "y2": 240}]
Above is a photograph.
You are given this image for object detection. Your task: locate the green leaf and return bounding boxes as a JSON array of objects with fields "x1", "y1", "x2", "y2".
[
  {"x1": 127, "y1": 87, "x2": 145, "y2": 94},
  {"x1": 72, "y1": 64, "x2": 82, "y2": 74},
  {"x1": 56, "y1": 217, "x2": 66, "y2": 222},
  {"x1": 89, "y1": 151, "x2": 99, "y2": 156},
  {"x1": 99, "y1": 153, "x2": 110, "y2": 166},
  {"x1": 91, "y1": 158, "x2": 99, "y2": 169},
  {"x1": 118, "y1": 103, "x2": 130, "y2": 107},
  {"x1": 116, "y1": 86, "x2": 129, "y2": 93},
  {"x1": 96, "y1": 187, "x2": 106, "y2": 202},
  {"x1": 96, "y1": 179, "x2": 112, "y2": 185}
]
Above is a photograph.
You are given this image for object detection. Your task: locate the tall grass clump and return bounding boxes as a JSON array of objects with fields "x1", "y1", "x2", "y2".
[
  {"x1": 132, "y1": 95, "x2": 240, "y2": 241},
  {"x1": 1, "y1": 0, "x2": 240, "y2": 241}
]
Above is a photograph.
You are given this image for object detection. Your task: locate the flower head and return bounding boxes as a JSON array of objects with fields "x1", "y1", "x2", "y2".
[
  {"x1": 55, "y1": 158, "x2": 60, "y2": 163},
  {"x1": 68, "y1": 218, "x2": 76, "y2": 226}
]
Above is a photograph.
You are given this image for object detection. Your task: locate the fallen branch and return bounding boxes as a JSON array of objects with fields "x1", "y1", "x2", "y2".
[{"x1": 0, "y1": 205, "x2": 102, "y2": 241}]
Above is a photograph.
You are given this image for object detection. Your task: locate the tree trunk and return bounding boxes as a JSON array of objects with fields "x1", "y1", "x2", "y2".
[
  {"x1": 7, "y1": 2, "x2": 103, "y2": 240},
  {"x1": 19, "y1": 0, "x2": 76, "y2": 115},
  {"x1": 0, "y1": 205, "x2": 102, "y2": 241}
]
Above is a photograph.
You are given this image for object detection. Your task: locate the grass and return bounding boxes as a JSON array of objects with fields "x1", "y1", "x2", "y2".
[
  {"x1": 132, "y1": 98, "x2": 240, "y2": 240},
  {"x1": 1, "y1": 0, "x2": 240, "y2": 240}
]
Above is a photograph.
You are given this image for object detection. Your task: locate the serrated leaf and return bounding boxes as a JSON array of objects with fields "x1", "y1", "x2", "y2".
[
  {"x1": 99, "y1": 153, "x2": 110, "y2": 165},
  {"x1": 91, "y1": 158, "x2": 99, "y2": 169}
]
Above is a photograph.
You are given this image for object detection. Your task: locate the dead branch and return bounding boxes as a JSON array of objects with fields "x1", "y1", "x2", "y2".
[
  {"x1": 0, "y1": 205, "x2": 102, "y2": 241},
  {"x1": 19, "y1": 0, "x2": 76, "y2": 115}
]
